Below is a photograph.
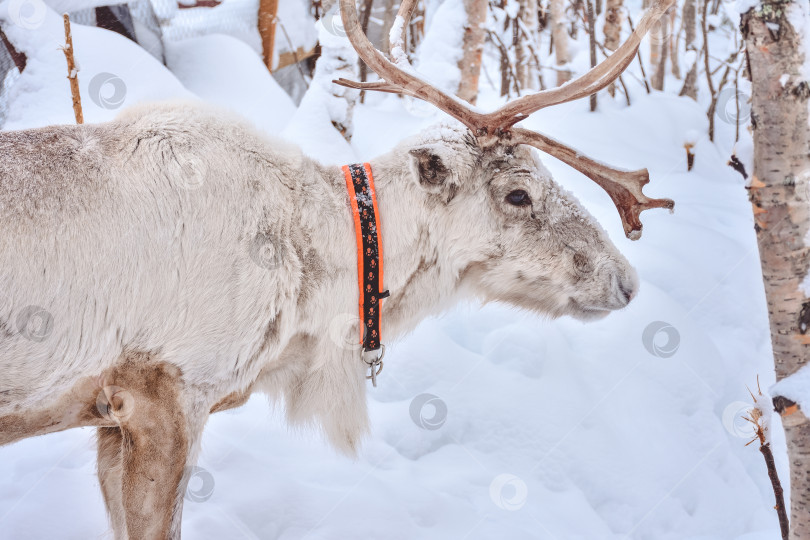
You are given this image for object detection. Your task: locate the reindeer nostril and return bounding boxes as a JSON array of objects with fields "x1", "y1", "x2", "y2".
[{"x1": 618, "y1": 279, "x2": 634, "y2": 303}]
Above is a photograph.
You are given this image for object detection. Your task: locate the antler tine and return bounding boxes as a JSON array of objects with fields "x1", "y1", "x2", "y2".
[
  {"x1": 334, "y1": 0, "x2": 484, "y2": 132},
  {"x1": 389, "y1": 0, "x2": 419, "y2": 59},
  {"x1": 510, "y1": 128, "x2": 674, "y2": 240},
  {"x1": 482, "y1": 0, "x2": 677, "y2": 129},
  {"x1": 334, "y1": 0, "x2": 674, "y2": 240}
]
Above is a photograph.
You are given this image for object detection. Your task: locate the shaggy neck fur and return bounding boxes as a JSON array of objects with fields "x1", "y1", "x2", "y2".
[
  {"x1": 313, "y1": 151, "x2": 471, "y2": 344},
  {"x1": 266, "y1": 142, "x2": 477, "y2": 453}
]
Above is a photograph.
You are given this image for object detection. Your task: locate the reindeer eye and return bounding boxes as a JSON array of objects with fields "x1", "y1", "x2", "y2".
[{"x1": 505, "y1": 190, "x2": 532, "y2": 207}]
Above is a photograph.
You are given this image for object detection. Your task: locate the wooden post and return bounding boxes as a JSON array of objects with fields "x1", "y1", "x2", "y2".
[
  {"x1": 61, "y1": 14, "x2": 83, "y2": 124},
  {"x1": 258, "y1": 0, "x2": 279, "y2": 71}
]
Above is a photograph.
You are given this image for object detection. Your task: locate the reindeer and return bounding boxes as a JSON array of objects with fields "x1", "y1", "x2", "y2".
[{"x1": 0, "y1": 0, "x2": 674, "y2": 537}]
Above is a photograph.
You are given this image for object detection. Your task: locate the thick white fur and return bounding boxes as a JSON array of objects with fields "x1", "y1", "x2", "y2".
[{"x1": 0, "y1": 101, "x2": 637, "y2": 457}]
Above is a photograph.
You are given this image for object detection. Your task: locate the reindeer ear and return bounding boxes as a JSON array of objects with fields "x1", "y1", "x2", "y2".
[{"x1": 408, "y1": 145, "x2": 458, "y2": 203}]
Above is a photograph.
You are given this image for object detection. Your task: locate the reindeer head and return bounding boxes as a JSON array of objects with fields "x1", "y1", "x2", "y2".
[
  {"x1": 399, "y1": 125, "x2": 636, "y2": 320},
  {"x1": 335, "y1": 0, "x2": 675, "y2": 319}
]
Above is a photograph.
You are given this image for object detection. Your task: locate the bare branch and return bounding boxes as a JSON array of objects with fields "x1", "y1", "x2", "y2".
[
  {"x1": 61, "y1": 14, "x2": 83, "y2": 125},
  {"x1": 484, "y1": 0, "x2": 676, "y2": 128}
]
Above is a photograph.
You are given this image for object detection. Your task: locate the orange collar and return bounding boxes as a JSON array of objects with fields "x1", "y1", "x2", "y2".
[{"x1": 342, "y1": 163, "x2": 389, "y2": 386}]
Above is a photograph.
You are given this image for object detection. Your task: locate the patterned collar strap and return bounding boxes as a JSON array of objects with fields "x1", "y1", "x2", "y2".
[{"x1": 341, "y1": 163, "x2": 389, "y2": 387}]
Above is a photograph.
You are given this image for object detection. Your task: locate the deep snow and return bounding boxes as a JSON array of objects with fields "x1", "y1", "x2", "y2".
[{"x1": 0, "y1": 0, "x2": 785, "y2": 539}]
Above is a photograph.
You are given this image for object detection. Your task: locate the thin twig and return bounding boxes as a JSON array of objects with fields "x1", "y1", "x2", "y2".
[
  {"x1": 625, "y1": 10, "x2": 651, "y2": 93},
  {"x1": 734, "y1": 71, "x2": 740, "y2": 142},
  {"x1": 700, "y1": 0, "x2": 716, "y2": 139},
  {"x1": 61, "y1": 14, "x2": 83, "y2": 125},
  {"x1": 516, "y1": 18, "x2": 546, "y2": 89},
  {"x1": 576, "y1": 13, "x2": 632, "y2": 105},
  {"x1": 760, "y1": 443, "x2": 789, "y2": 540},
  {"x1": 744, "y1": 378, "x2": 789, "y2": 540},
  {"x1": 276, "y1": 19, "x2": 311, "y2": 83},
  {"x1": 486, "y1": 29, "x2": 522, "y2": 97}
]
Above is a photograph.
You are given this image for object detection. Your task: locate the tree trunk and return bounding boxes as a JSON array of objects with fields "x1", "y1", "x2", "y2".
[
  {"x1": 679, "y1": 0, "x2": 698, "y2": 99},
  {"x1": 670, "y1": 8, "x2": 681, "y2": 79},
  {"x1": 258, "y1": 0, "x2": 279, "y2": 71},
  {"x1": 651, "y1": 8, "x2": 669, "y2": 90},
  {"x1": 550, "y1": 0, "x2": 571, "y2": 85},
  {"x1": 358, "y1": 0, "x2": 374, "y2": 89},
  {"x1": 457, "y1": 0, "x2": 488, "y2": 103},
  {"x1": 380, "y1": 0, "x2": 397, "y2": 55},
  {"x1": 741, "y1": 1, "x2": 810, "y2": 537},
  {"x1": 515, "y1": 0, "x2": 539, "y2": 90},
  {"x1": 603, "y1": 0, "x2": 623, "y2": 96},
  {"x1": 603, "y1": 0, "x2": 623, "y2": 50}
]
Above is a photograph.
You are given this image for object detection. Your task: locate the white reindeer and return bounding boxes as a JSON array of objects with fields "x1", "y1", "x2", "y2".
[{"x1": 0, "y1": 0, "x2": 674, "y2": 537}]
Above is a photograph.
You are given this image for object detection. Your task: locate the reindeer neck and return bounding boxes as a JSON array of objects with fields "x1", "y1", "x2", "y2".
[
  {"x1": 362, "y1": 151, "x2": 467, "y2": 338},
  {"x1": 296, "y1": 148, "x2": 467, "y2": 341}
]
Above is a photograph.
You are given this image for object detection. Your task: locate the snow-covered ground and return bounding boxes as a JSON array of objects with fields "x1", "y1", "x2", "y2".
[{"x1": 0, "y1": 0, "x2": 783, "y2": 538}]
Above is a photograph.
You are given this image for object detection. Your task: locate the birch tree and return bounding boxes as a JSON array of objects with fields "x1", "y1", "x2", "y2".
[
  {"x1": 458, "y1": 0, "x2": 489, "y2": 103},
  {"x1": 550, "y1": 0, "x2": 571, "y2": 84},
  {"x1": 602, "y1": 0, "x2": 623, "y2": 95},
  {"x1": 650, "y1": 6, "x2": 670, "y2": 90},
  {"x1": 741, "y1": 0, "x2": 810, "y2": 536},
  {"x1": 678, "y1": 0, "x2": 698, "y2": 99},
  {"x1": 515, "y1": 0, "x2": 539, "y2": 90}
]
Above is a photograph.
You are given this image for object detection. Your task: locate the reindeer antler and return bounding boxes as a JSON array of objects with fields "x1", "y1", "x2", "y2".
[{"x1": 334, "y1": 0, "x2": 676, "y2": 239}]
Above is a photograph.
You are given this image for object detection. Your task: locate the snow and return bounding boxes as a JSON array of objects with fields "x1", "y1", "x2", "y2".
[
  {"x1": 414, "y1": 0, "x2": 466, "y2": 95},
  {"x1": 164, "y1": 34, "x2": 296, "y2": 136},
  {"x1": 0, "y1": 1, "x2": 193, "y2": 129},
  {"x1": 735, "y1": 0, "x2": 761, "y2": 14},
  {"x1": 42, "y1": 0, "x2": 111, "y2": 12},
  {"x1": 160, "y1": 0, "x2": 262, "y2": 53},
  {"x1": 157, "y1": 0, "x2": 316, "y2": 64},
  {"x1": 275, "y1": 0, "x2": 318, "y2": 61},
  {"x1": 281, "y1": 22, "x2": 358, "y2": 164},
  {"x1": 773, "y1": 363, "x2": 810, "y2": 414},
  {"x1": 389, "y1": 15, "x2": 408, "y2": 67},
  {"x1": 0, "y1": 1, "x2": 787, "y2": 539}
]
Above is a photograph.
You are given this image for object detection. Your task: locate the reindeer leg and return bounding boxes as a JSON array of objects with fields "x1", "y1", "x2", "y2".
[
  {"x1": 97, "y1": 426, "x2": 127, "y2": 540},
  {"x1": 0, "y1": 377, "x2": 115, "y2": 447},
  {"x1": 98, "y1": 357, "x2": 207, "y2": 540}
]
